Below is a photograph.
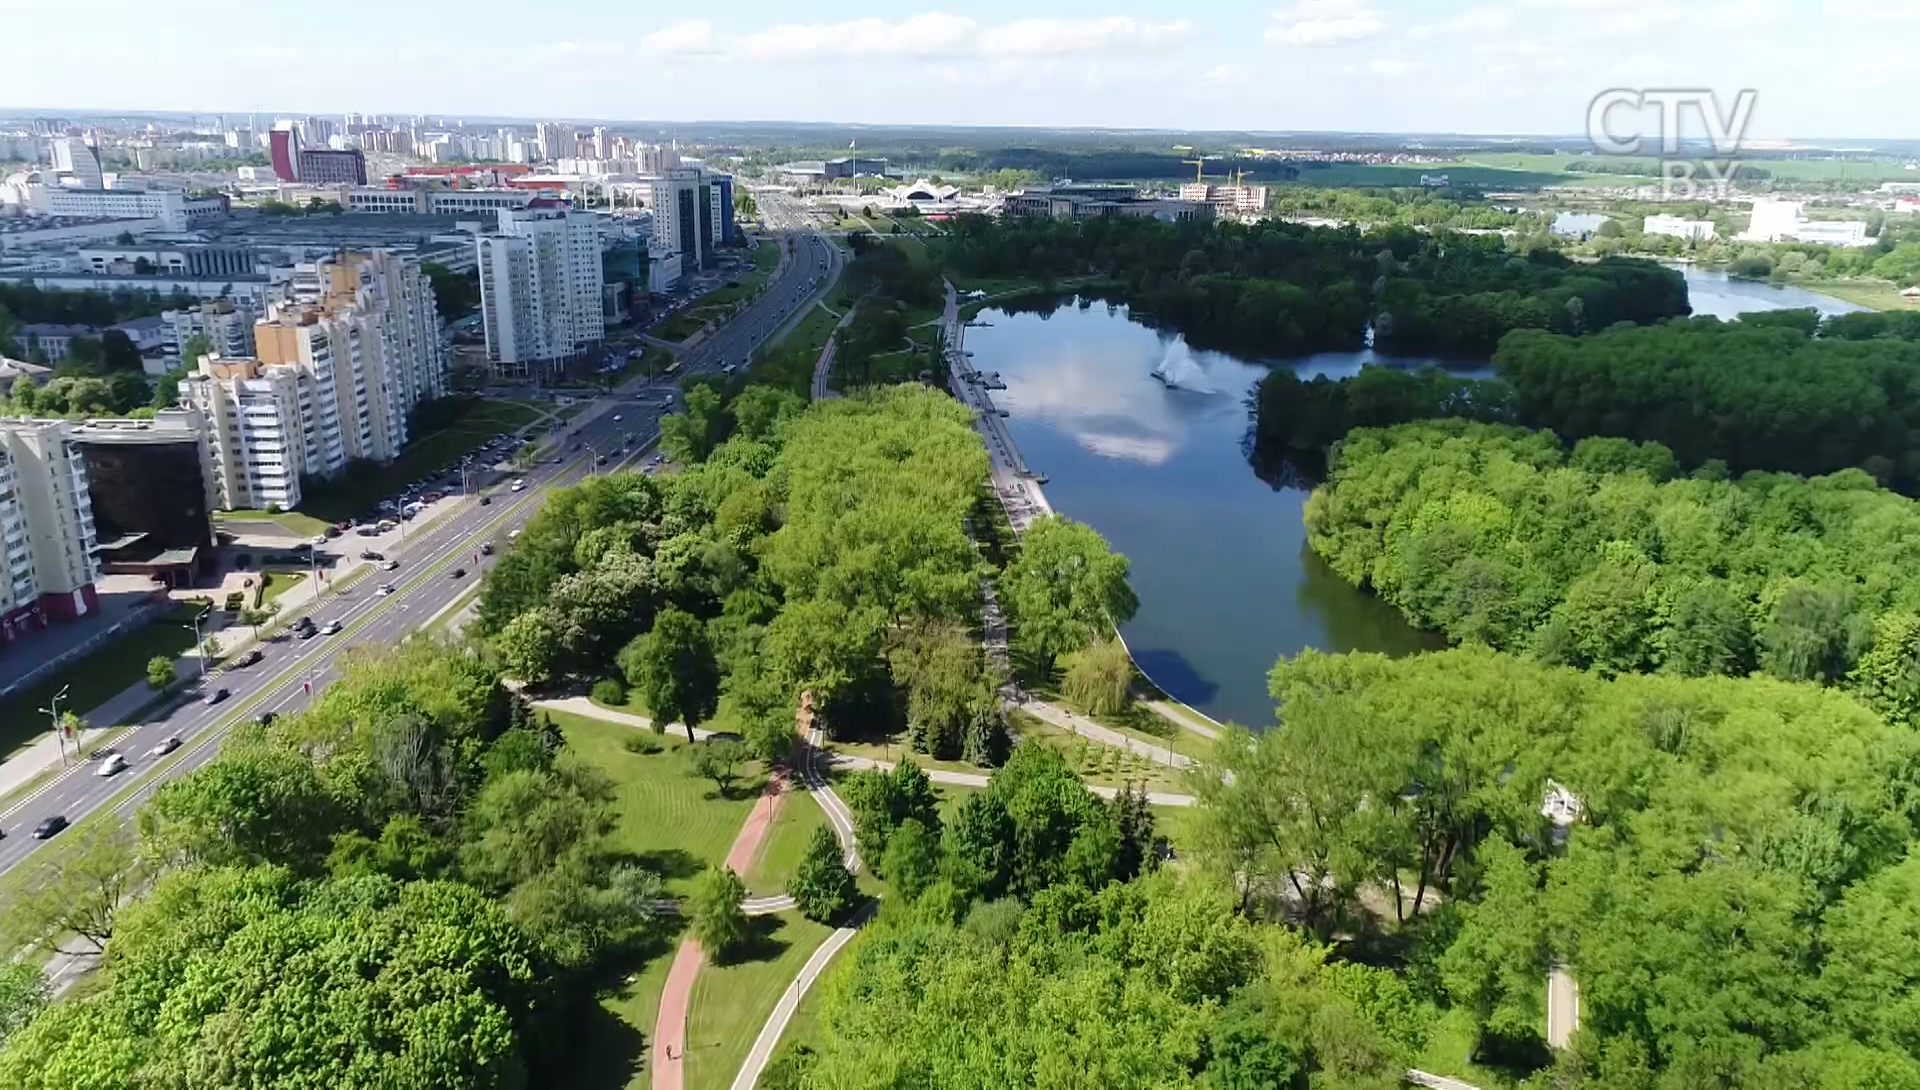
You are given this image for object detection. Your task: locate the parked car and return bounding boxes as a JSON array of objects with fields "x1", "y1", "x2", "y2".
[
  {"x1": 33, "y1": 815, "x2": 68, "y2": 839},
  {"x1": 148, "y1": 736, "x2": 182, "y2": 758},
  {"x1": 612, "y1": 413, "x2": 623, "y2": 423},
  {"x1": 96, "y1": 753, "x2": 128, "y2": 777},
  {"x1": 360, "y1": 550, "x2": 385, "y2": 561}
]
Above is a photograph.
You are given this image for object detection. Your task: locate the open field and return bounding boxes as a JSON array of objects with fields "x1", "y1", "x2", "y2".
[
  {"x1": 741, "y1": 789, "x2": 829, "y2": 897},
  {"x1": 545, "y1": 707, "x2": 766, "y2": 898}
]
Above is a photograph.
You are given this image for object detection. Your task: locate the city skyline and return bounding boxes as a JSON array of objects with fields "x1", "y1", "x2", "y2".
[{"x1": 2, "y1": 0, "x2": 1916, "y2": 140}]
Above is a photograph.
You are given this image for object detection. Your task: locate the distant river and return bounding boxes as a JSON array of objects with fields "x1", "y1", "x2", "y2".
[{"x1": 971, "y1": 272, "x2": 1861, "y2": 727}]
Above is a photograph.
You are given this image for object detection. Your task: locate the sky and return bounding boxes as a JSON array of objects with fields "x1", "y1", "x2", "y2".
[{"x1": 2, "y1": 0, "x2": 1914, "y2": 139}]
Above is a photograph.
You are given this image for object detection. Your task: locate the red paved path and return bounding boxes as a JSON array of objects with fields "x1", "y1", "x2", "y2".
[{"x1": 652, "y1": 771, "x2": 789, "y2": 1090}]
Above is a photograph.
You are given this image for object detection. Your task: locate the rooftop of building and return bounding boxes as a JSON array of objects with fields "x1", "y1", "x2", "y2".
[
  {"x1": 0, "y1": 215, "x2": 149, "y2": 233},
  {"x1": 18, "y1": 321, "x2": 99, "y2": 336},
  {"x1": 69, "y1": 413, "x2": 203, "y2": 443}
]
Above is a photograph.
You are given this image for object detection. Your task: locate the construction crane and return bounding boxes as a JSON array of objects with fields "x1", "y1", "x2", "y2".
[
  {"x1": 1228, "y1": 167, "x2": 1255, "y2": 187},
  {"x1": 1183, "y1": 158, "x2": 1214, "y2": 183}
]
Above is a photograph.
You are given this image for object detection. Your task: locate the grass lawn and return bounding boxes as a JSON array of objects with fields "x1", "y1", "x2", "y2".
[
  {"x1": 545, "y1": 707, "x2": 765, "y2": 898},
  {"x1": 295, "y1": 399, "x2": 544, "y2": 522},
  {"x1": 826, "y1": 736, "x2": 986, "y2": 779},
  {"x1": 683, "y1": 911, "x2": 835, "y2": 1090},
  {"x1": 0, "y1": 604, "x2": 201, "y2": 755},
  {"x1": 566, "y1": 917, "x2": 686, "y2": 1090},
  {"x1": 741, "y1": 790, "x2": 829, "y2": 897},
  {"x1": 215, "y1": 508, "x2": 333, "y2": 537},
  {"x1": 1801, "y1": 278, "x2": 1916, "y2": 312},
  {"x1": 258, "y1": 570, "x2": 306, "y2": 605}
]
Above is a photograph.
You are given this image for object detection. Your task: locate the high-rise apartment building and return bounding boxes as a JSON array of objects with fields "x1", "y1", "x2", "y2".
[
  {"x1": 476, "y1": 204, "x2": 604, "y2": 376},
  {"x1": 161, "y1": 300, "x2": 258, "y2": 370},
  {"x1": 183, "y1": 251, "x2": 444, "y2": 510},
  {"x1": 535, "y1": 123, "x2": 575, "y2": 163},
  {"x1": 0, "y1": 420, "x2": 100, "y2": 641}
]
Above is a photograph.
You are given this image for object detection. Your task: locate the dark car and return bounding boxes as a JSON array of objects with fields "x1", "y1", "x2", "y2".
[
  {"x1": 204, "y1": 687, "x2": 231, "y2": 706},
  {"x1": 450, "y1": 568, "x2": 467, "y2": 579},
  {"x1": 360, "y1": 550, "x2": 385, "y2": 561},
  {"x1": 478, "y1": 496, "x2": 492, "y2": 507},
  {"x1": 480, "y1": 542, "x2": 495, "y2": 556},
  {"x1": 254, "y1": 711, "x2": 278, "y2": 726},
  {"x1": 33, "y1": 815, "x2": 68, "y2": 839},
  {"x1": 235, "y1": 649, "x2": 263, "y2": 668}
]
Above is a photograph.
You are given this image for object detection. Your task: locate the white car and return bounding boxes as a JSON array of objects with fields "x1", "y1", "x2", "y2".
[
  {"x1": 612, "y1": 414, "x2": 623, "y2": 422},
  {"x1": 147, "y1": 736, "x2": 182, "y2": 758},
  {"x1": 379, "y1": 560, "x2": 400, "y2": 571},
  {"x1": 508, "y1": 528, "x2": 522, "y2": 540},
  {"x1": 377, "y1": 583, "x2": 396, "y2": 596},
  {"x1": 511, "y1": 479, "x2": 526, "y2": 492},
  {"x1": 95, "y1": 753, "x2": 128, "y2": 777},
  {"x1": 319, "y1": 620, "x2": 342, "y2": 636}
]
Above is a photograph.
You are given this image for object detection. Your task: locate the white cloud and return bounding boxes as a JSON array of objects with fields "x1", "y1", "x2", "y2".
[
  {"x1": 1367, "y1": 58, "x2": 1425, "y2": 76},
  {"x1": 1265, "y1": 0, "x2": 1387, "y2": 46},
  {"x1": 1443, "y1": 7, "x2": 1514, "y2": 33},
  {"x1": 641, "y1": 19, "x2": 717, "y2": 56},
  {"x1": 742, "y1": 12, "x2": 977, "y2": 60},
  {"x1": 1823, "y1": 0, "x2": 1920, "y2": 14},
  {"x1": 978, "y1": 17, "x2": 1191, "y2": 56},
  {"x1": 1201, "y1": 63, "x2": 1250, "y2": 86}
]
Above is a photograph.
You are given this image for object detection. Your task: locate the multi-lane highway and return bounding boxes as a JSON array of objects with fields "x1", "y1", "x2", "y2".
[{"x1": 0, "y1": 220, "x2": 838, "y2": 880}]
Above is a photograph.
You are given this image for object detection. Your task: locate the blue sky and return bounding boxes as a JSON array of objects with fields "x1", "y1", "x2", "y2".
[{"x1": 3, "y1": 0, "x2": 1913, "y2": 138}]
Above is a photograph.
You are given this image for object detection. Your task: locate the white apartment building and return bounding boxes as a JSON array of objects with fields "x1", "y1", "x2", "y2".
[
  {"x1": 0, "y1": 420, "x2": 100, "y2": 640},
  {"x1": 162, "y1": 300, "x2": 259, "y2": 371},
  {"x1": 1643, "y1": 214, "x2": 1717, "y2": 241},
  {"x1": 477, "y1": 204, "x2": 604, "y2": 376},
  {"x1": 23, "y1": 185, "x2": 225, "y2": 231},
  {"x1": 345, "y1": 187, "x2": 534, "y2": 215},
  {"x1": 183, "y1": 251, "x2": 445, "y2": 509},
  {"x1": 50, "y1": 138, "x2": 105, "y2": 190}
]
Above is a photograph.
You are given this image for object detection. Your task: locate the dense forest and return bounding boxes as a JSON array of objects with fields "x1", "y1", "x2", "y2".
[
  {"x1": 1305, "y1": 419, "x2": 1920, "y2": 709},
  {"x1": 937, "y1": 214, "x2": 1688, "y2": 358},
  {"x1": 1251, "y1": 308, "x2": 1920, "y2": 492},
  {"x1": 1491, "y1": 312, "x2": 1920, "y2": 491}
]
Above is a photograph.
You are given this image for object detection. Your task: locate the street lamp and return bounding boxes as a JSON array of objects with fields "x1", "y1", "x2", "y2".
[
  {"x1": 39, "y1": 684, "x2": 71, "y2": 768},
  {"x1": 183, "y1": 607, "x2": 211, "y2": 677}
]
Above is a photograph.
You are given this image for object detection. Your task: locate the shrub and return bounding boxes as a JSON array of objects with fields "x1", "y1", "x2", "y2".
[
  {"x1": 590, "y1": 677, "x2": 627, "y2": 706},
  {"x1": 622, "y1": 734, "x2": 663, "y2": 756}
]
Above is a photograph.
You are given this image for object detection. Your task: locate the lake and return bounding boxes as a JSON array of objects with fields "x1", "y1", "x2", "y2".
[{"x1": 972, "y1": 274, "x2": 1862, "y2": 727}]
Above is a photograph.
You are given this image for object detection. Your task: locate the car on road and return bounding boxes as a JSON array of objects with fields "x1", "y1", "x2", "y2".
[
  {"x1": 511, "y1": 479, "x2": 526, "y2": 492},
  {"x1": 479, "y1": 496, "x2": 492, "y2": 506},
  {"x1": 320, "y1": 620, "x2": 342, "y2": 635},
  {"x1": 612, "y1": 414, "x2": 623, "y2": 422},
  {"x1": 379, "y1": 559, "x2": 400, "y2": 571},
  {"x1": 377, "y1": 583, "x2": 396, "y2": 596},
  {"x1": 235, "y1": 649, "x2": 263, "y2": 668},
  {"x1": 450, "y1": 567, "x2": 467, "y2": 579},
  {"x1": 204, "y1": 687, "x2": 231, "y2": 706},
  {"x1": 255, "y1": 711, "x2": 278, "y2": 726},
  {"x1": 148, "y1": 736, "x2": 182, "y2": 758},
  {"x1": 96, "y1": 753, "x2": 128, "y2": 777},
  {"x1": 480, "y1": 542, "x2": 494, "y2": 556},
  {"x1": 33, "y1": 816, "x2": 68, "y2": 839}
]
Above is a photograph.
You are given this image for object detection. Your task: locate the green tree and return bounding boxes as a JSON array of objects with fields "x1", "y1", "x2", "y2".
[
  {"x1": 621, "y1": 607, "x2": 720, "y2": 742},
  {"x1": 0, "y1": 965, "x2": 47, "y2": 1051},
  {"x1": 880, "y1": 817, "x2": 939, "y2": 898},
  {"x1": 7, "y1": 825, "x2": 139, "y2": 955},
  {"x1": 690, "y1": 865, "x2": 748, "y2": 962},
  {"x1": 145, "y1": 654, "x2": 174, "y2": 690},
  {"x1": 660, "y1": 383, "x2": 727, "y2": 464},
  {"x1": 139, "y1": 740, "x2": 344, "y2": 870},
  {"x1": 788, "y1": 825, "x2": 856, "y2": 923},
  {"x1": 1061, "y1": 638, "x2": 1133, "y2": 716},
  {"x1": 1002, "y1": 516, "x2": 1138, "y2": 676},
  {"x1": 688, "y1": 738, "x2": 750, "y2": 797}
]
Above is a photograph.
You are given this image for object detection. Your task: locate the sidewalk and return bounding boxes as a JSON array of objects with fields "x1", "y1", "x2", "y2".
[{"x1": 1012, "y1": 697, "x2": 1196, "y2": 770}]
